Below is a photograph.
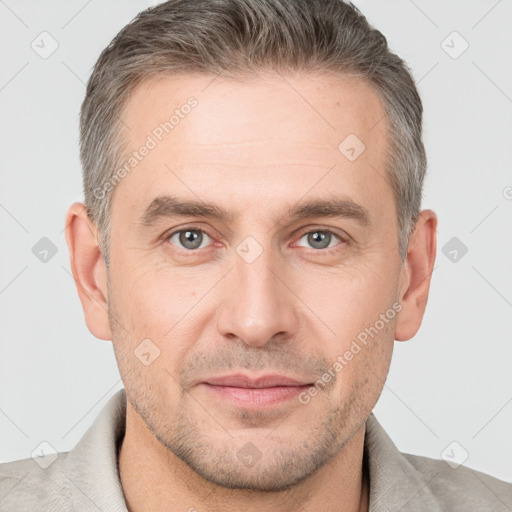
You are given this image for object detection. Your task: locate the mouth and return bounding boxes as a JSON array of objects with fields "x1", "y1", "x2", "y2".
[{"x1": 199, "y1": 373, "x2": 314, "y2": 408}]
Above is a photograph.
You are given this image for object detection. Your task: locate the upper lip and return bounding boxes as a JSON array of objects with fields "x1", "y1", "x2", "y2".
[{"x1": 202, "y1": 373, "x2": 312, "y2": 388}]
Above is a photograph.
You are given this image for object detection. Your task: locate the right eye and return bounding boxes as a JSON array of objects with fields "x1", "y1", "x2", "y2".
[{"x1": 166, "y1": 228, "x2": 214, "y2": 251}]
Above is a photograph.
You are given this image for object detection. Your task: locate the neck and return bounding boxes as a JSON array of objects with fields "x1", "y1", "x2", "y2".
[{"x1": 118, "y1": 404, "x2": 369, "y2": 512}]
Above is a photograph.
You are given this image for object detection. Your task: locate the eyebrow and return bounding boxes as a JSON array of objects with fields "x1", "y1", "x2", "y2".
[{"x1": 138, "y1": 194, "x2": 371, "y2": 229}]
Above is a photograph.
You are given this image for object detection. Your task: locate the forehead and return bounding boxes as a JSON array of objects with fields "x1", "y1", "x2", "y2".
[
  {"x1": 112, "y1": 71, "x2": 391, "y2": 225},
  {"x1": 121, "y1": 71, "x2": 387, "y2": 145}
]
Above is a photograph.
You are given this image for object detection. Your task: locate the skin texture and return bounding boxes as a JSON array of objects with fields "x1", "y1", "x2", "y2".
[{"x1": 65, "y1": 71, "x2": 437, "y2": 512}]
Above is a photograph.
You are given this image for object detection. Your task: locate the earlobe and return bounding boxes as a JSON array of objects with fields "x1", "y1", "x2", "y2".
[
  {"x1": 65, "y1": 202, "x2": 113, "y2": 341},
  {"x1": 394, "y1": 209, "x2": 437, "y2": 342}
]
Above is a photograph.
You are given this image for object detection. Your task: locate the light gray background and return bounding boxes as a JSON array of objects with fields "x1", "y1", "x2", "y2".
[{"x1": 1, "y1": 0, "x2": 511, "y2": 483}]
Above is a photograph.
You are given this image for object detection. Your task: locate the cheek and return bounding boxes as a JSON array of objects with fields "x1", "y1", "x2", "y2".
[
  {"x1": 329, "y1": 311, "x2": 395, "y2": 413},
  {"x1": 305, "y1": 258, "x2": 397, "y2": 393},
  {"x1": 113, "y1": 263, "x2": 217, "y2": 373},
  {"x1": 314, "y1": 258, "x2": 397, "y2": 329},
  {"x1": 116, "y1": 255, "x2": 200, "y2": 327}
]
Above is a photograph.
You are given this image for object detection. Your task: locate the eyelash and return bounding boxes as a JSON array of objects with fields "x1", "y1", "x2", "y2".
[{"x1": 163, "y1": 225, "x2": 348, "y2": 255}]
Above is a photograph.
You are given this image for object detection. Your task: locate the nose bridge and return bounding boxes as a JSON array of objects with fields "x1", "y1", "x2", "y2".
[{"x1": 216, "y1": 236, "x2": 296, "y2": 347}]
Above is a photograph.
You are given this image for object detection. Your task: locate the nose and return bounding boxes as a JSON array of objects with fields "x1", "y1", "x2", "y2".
[{"x1": 216, "y1": 244, "x2": 298, "y2": 348}]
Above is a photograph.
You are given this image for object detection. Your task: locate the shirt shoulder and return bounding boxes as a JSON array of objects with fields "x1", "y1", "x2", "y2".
[
  {"x1": 402, "y1": 451, "x2": 512, "y2": 511},
  {"x1": 0, "y1": 453, "x2": 73, "y2": 511},
  {"x1": 364, "y1": 413, "x2": 512, "y2": 512},
  {"x1": 0, "y1": 390, "x2": 129, "y2": 511}
]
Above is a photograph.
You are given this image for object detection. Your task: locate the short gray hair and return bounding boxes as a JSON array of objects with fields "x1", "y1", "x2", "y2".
[{"x1": 80, "y1": 0, "x2": 426, "y2": 267}]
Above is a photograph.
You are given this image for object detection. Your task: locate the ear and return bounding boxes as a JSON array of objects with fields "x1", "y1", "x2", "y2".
[
  {"x1": 395, "y1": 209, "x2": 437, "y2": 341},
  {"x1": 65, "y1": 202, "x2": 112, "y2": 341}
]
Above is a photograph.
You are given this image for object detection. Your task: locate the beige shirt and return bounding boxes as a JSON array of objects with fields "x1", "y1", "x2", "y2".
[{"x1": 1, "y1": 389, "x2": 511, "y2": 511}]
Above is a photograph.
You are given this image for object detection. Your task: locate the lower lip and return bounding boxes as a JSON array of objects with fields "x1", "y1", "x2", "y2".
[{"x1": 201, "y1": 383, "x2": 312, "y2": 407}]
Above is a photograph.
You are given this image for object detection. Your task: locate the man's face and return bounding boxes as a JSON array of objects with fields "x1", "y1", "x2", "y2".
[{"x1": 107, "y1": 72, "x2": 403, "y2": 491}]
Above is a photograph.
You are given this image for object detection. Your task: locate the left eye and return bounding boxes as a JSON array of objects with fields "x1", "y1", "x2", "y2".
[
  {"x1": 295, "y1": 230, "x2": 343, "y2": 250},
  {"x1": 167, "y1": 229, "x2": 212, "y2": 250}
]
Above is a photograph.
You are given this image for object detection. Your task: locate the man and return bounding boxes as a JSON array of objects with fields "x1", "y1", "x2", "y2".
[{"x1": 1, "y1": 0, "x2": 510, "y2": 510}]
